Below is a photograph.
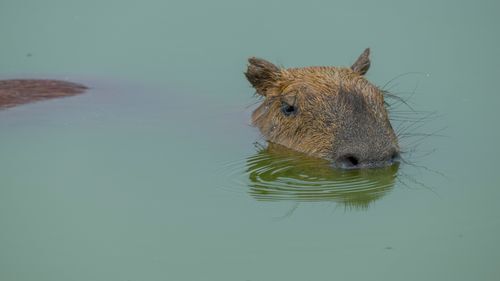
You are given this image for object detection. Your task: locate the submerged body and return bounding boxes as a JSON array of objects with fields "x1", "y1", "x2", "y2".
[
  {"x1": 0, "y1": 79, "x2": 87, "y2": 109},
  {"x1": 245, "y1": 49, "x2": 399, "y2": 169}
]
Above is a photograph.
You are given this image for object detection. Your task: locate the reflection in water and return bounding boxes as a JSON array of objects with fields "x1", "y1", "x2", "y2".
[{"x1": 246, "y1": 143, "x2": 399, "y2": 209}]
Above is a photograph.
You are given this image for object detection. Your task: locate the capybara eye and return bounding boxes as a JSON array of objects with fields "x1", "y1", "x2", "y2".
[{"x1": 281, "y1": 102, "x2": 297, "y2": 116}]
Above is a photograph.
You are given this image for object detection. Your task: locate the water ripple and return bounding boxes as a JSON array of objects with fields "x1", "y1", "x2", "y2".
[{"x1": 220, "y1": 143, "x2": 399, "y2": 208}]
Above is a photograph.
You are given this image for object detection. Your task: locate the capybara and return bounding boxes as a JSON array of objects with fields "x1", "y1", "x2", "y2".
[
  {"x1": 245, "y1": 48, "x2": 399, "y2": 169},
  {"x1": 0, "y1": 79, "x2": 87, "y2": 109}
]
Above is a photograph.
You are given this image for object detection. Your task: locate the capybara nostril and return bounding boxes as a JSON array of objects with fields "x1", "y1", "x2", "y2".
[
  {"x1": 337, "y1": 155, "x2": 360, "y2": 169},
  {"x1": 391, "y1": 151, "x2": 401, "y2": 163}
]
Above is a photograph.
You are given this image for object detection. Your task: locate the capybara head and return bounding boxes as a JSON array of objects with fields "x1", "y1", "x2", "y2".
[{"x1": 245, "y1": 48, "x2": 399, "y2": 169}]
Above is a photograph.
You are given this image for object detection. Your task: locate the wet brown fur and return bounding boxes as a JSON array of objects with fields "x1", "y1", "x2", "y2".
[
  {"x1": 0, "y1": 79, "x2": 87, "y2": 109},
  {"x1": 245, "y1": 49, "x2": 399, "y2": 168}
]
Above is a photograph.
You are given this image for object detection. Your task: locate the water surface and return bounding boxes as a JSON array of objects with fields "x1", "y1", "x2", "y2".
[{"x1": 1, "y1": 0, "x2": 499, "y2": 280}]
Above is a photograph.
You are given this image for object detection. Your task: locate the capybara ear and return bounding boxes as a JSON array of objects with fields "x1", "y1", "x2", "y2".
[
  {"x1": 245, "y1": 57, "x2": 281, "y2": 96},
  {"x1": 351, "y1": 48, "x2": 371, "y2": 75}
]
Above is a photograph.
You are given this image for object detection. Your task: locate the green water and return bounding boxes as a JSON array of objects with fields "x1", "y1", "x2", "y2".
[{"x1": 1, "y1": 0, "x2": 499, "y2": 280}]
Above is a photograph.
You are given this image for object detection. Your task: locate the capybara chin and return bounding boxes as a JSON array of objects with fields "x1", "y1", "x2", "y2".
[
  {"x1": 245, "y1": 48, "x2": 400, "y2": 169},
  {"x1": 0, "y1": 79, "x2": 87, "y2": 109}
]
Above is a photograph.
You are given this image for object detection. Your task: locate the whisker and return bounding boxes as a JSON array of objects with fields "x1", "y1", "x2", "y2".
[
  {"x1": 273, "y1": 202, "x2": 300, "y2": 221},
  {"x1": 380, "y1": 71, "x2": 429, "y2": 91},
  {"x1": 383, "y1": 91, "x2": 416, "y2": 112},
  {"x1": 399, "y1": 153, "x2": 447, "y2": 178},
  {"x1": 400, "y1": 126, "x2": 448, "y2": 149},
  {"x1": 398, "y1": 132, "x2": 447, "y2": 139},
  {"x1": 397, "y1": 170, "x2": 442, "y2": 197},
  {"x1": 245, "y1": 100, "x2": 261, "y2": 109},
  {"x1": 395, "y1": 111, "x2": 440, "y2": 137}
]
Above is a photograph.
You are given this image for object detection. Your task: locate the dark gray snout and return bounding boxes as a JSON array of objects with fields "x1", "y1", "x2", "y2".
[
  {"x1": 334, "y1": 148, "x2": 400, "y2": 169},
  {"x1": 331, "y1": 90, "x2": 400, "y2": 169}
]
